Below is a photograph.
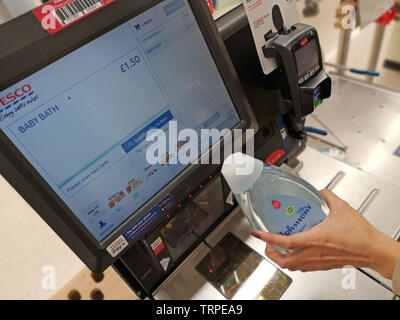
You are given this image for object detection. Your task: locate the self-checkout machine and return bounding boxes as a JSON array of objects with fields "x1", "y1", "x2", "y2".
[
  {"x1": 0, "y1": 0, "x2": 397, "y2": 300},
  {"x1": 153, "y1": 1, "x2": 398, "y2": 300}
]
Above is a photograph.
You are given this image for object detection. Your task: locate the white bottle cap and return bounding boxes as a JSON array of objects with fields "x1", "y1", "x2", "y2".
[{"x1": 221, "y1": 153, "x2": 264, "y2": 194}]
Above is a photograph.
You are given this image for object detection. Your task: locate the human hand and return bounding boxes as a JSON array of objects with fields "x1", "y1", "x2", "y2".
[{"x1": 251, "y1": 189, "x2": 400, "y2": 279}]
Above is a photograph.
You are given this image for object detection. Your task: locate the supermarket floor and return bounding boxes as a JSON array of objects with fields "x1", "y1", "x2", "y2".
[{"x1": 0, "y1": 1, "x2": 399, "y2": 299}]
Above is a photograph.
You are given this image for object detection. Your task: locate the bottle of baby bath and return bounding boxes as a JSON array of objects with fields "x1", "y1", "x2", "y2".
[{"x1": 222, "y1": 153, "x2": 329, "y2": 253}]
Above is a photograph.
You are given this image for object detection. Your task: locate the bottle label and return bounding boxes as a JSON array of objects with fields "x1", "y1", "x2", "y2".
[{"x1": 264, "y1": 194, "x2": 326, "y2": 236}]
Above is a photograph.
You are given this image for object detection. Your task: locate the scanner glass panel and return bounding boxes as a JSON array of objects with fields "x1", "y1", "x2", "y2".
[
  {"x1": 0, "y1": 0, "x2": 240, "y2": 242},
  {"x1": 196, "y1": 233, "x2": 292, "y2": 300}
]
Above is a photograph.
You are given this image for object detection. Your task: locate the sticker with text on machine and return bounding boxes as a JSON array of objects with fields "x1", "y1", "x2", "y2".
[
  {"x1": 106, "y1": 235, "x2": 128, "y2": 258},
  {"x1": 242, "y1": 0, "x2": 299, "y2": 75},
  {"x1": 32, "y1": 0, "x2": 117, "y2": 35},
  {"x1": 151, "y1": 237, "x2": 166, "y2": 256}
]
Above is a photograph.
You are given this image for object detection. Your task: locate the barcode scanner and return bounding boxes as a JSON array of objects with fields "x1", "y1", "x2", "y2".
[{"x1": 263, "y1": 5, "x2": 331, "y2": 132}]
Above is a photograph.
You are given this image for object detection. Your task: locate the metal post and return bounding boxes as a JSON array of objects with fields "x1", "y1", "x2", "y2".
[
  {"x1": 367, "y1": 23, "x2": 386, "y2": 82},
  {"x1": 336, "y1": 29, "x2": 352, "y2": 75}
]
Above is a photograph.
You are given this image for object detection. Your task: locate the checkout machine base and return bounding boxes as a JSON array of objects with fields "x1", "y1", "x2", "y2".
[
  {"x1": 152, "y1": 147, "x2": 400, "y2": 300},
  {"x1": 196, "y1": 232, "x2": 292, "y2": 300},
  {"x1": 306, "y1": 74, "x2": 400, "y2": 190}
]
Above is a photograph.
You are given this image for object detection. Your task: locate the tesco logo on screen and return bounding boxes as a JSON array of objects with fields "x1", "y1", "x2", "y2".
[{"x1": 0, "y1": 84, "x2": 32, "y2": 107}]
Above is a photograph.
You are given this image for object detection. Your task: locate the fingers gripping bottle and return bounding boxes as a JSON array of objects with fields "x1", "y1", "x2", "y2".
[{"x1": 222, "y1": 153, "x2": 329, "y2": 253}]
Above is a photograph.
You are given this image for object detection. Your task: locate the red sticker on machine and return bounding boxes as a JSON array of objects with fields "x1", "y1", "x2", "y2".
[
  {"x1": 265, "y1": 149, "x2": 286, "y2": 165},
  {"x1": 32, "y1": 0, "x2": 116, "y2": 35},
  {"x1": 151, "y1": 237, "x2": 166, "y2": 256}
]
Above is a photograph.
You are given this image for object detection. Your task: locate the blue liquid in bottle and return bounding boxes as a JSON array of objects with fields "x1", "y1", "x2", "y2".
[{"x1": 222, "y1": 153, "x2": 329, "y2": 253}]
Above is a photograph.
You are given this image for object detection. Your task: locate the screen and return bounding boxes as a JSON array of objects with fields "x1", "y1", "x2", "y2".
[
  {"x1": 295, "y1": 39, "x2": 319, "y2": 78},
  {"x1": 0, "y1": 0, "x2": 240, "y2": 242}
]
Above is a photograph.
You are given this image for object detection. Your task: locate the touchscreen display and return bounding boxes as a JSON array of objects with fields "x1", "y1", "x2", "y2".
[{"x1": 0, "y1": 0, "x2": 240, "y2": 241}]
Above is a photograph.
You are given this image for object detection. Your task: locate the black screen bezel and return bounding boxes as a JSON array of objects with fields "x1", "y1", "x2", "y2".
[{"x1": 0, "y1": 0, "x2": 257, "y2": 272}]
